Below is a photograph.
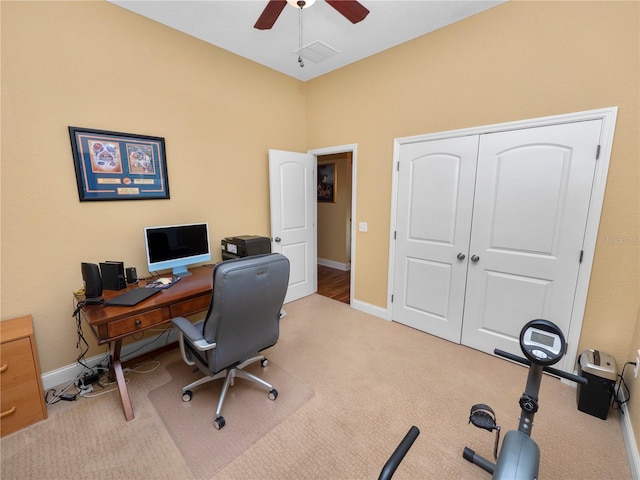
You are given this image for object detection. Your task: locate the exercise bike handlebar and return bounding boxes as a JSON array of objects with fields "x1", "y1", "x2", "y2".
[
  {"x1": 494, "y1": 349, "x2": 588, "y2": 385},
  {"x1": 378, "y1": 426, "x2": 420, "y2": 480}
]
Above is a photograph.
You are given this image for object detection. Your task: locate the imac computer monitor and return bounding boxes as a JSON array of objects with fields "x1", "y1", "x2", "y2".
[{"x1": 144, "y1": 223, "x2": 211, "y2": 277}]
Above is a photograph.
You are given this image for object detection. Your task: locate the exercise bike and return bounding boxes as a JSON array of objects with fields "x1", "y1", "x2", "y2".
[{"x1": 463, "y1": 319, "x2": 587, "y2": 479}]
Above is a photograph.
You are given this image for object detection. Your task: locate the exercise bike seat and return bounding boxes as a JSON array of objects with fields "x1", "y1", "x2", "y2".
[{"x1": 492, "y1": 430, "x2": 540, "y2": 480}]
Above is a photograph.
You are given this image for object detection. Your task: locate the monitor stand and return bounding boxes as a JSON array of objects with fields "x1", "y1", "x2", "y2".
[{"x1": 172, "y1": 265, "x2": 192, "y2": 277}]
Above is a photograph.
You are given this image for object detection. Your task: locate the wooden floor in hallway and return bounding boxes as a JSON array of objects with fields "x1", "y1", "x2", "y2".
[{"x1": 317, "y1": 264, "x2": 350, "y2": 304}]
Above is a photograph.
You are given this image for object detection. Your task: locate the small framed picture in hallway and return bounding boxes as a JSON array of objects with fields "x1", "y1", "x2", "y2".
[{"x1": 317, "y1": 163, "x2": 336, "y2": 203}]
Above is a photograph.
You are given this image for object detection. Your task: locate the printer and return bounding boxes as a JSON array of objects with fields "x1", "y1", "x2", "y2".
[{"x1": 221, "y1": 235, "x2": 271, "y2": 261}]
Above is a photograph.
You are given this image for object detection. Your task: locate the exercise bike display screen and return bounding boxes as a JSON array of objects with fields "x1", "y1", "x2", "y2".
[
  {"x1": 521, "y1": 323, "x2": 564, "y2": 365},
  {"x1": 530, "y1": 330, "x2": 555, "y2": 347}
]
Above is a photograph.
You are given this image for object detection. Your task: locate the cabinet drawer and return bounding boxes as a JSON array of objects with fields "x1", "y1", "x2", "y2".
[
  {"x1": 107, "y1": 309, "x2": 165, "y2": 338},
  {"x1": 1, "y1": 338, "x2": 47, "y2": 436},
  {"x1": 169, "y1": 294, "x2": 210, "y2": 318}
]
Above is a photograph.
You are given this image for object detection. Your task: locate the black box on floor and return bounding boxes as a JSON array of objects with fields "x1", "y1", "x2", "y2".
[
  {"x1": 576, "y1": 349, "x2": 617, "y2": 420},
  {"x1": 99, "y1": 261, "x2": 127, "y2": 291},
  {"x1": 221, "y1": 235, "x2": 271, "y2": 261}
]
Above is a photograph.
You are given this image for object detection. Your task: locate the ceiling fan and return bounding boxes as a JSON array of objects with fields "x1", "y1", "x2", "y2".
[{"x1": 254, "y1": 0, "x2": 369, "y2": 30}]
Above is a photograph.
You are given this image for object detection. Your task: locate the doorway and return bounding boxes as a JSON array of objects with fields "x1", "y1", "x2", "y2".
[
  {"x1": 316, "y1": 152, "x2": 352, "y2": 304},
  {"x1": 269, "y1": 145, "x2": 357, "y2": 305}
]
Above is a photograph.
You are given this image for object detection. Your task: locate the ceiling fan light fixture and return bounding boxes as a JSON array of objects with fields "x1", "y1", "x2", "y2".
[{"x1": 286, "y1": 0, "x2": 316, "y2": 9}]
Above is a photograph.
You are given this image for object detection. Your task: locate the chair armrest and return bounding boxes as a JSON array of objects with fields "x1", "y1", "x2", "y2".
[{"x1": 171, "y1": 317, "x2": 216, "y2": 352}]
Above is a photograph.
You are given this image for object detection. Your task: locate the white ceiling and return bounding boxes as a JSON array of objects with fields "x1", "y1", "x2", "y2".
[{"x1": 108, "y1": 0, "x2": 505, "y2": 82}]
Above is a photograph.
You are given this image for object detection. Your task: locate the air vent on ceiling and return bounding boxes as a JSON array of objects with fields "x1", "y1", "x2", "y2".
[{"x1": 296, "y1": 41, "x2": 340, "y2": 64}]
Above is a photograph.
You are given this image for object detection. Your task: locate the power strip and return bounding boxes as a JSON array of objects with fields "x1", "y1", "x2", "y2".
[
  {"x1": 77, "y1": 372, "x2": 100, "y2": 389},
  {"x1": 78, "y1": 385, "x2": 94, "y2": 396}
]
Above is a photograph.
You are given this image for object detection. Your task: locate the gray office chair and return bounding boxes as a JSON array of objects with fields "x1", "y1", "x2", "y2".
[{"x1": 171, "y1": 253, "x2": 290, "y2": 429}]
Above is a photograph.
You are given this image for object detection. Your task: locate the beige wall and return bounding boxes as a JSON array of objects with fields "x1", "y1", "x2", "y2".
[
  {"x1": 317, "y1": 153, "x2": 352, "y2": 265},
  {"x1": 1, "y1": 1, "x2": 307, "y2": 369},
  {"x1": 2, "y1": 0, "x2": 638, "y2": 448}
]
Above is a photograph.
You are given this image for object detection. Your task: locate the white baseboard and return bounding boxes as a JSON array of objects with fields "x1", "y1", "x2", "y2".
[
  {"x1": 41, "y1": 329, "x2": 179, "y2": 391},
  {"x1": 620, "y1": 402, "x2": 640, "y2": 479},
  {"x1": 351, "y1": 298, "x2": 391, "y2": 321},
  {"x1": 317, "y1": 258, "x2": 350, "y2": 271}
]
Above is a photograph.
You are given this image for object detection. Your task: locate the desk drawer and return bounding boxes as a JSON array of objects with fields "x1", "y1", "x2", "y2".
[
  {"x1": 107, "y1": 309, "x2": 165, "y2": 338},
  {"x1": 169, "y1": 294, "x2": 210, "y2": 318}
]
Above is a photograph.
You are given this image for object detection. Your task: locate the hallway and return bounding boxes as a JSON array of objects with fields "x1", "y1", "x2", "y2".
[{"x1": 317, "y1": 265, "x2": 350, "y2": 304}]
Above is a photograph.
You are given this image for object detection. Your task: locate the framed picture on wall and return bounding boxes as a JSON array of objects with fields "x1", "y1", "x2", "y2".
[
  {"x1": 317, "y1": 163, "x2": 336, "y2": 203},
  {"x1": 69, "y1": 126, "x2": 170, "y2": 201}
]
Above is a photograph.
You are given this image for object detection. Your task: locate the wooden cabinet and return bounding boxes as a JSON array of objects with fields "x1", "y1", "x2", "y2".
[{"x1": 1, "y1": 315, "x2": 47, "y2": 436}]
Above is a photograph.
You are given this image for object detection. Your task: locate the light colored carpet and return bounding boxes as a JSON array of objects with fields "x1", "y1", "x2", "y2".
[
  {"x1": 0, "y1": 294, "x2": 632, "y2": 479},
  {"x1": 149, "y1": 357, "x2": 314, "y2": 479}
]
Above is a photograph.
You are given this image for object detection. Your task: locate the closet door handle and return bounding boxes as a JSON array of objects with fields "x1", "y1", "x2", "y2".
[
  {"x1": 471, "y1": 255, "x2": 480, "y2": 262},
  {"x1": 457, "y1": 253, "x2": 466, "y2": 260},
  {"x1": 274, "y1": 237, "x2": 281, "y2": 243}
]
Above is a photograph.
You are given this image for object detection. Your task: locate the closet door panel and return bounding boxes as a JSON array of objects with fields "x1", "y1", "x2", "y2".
[
  {"x1": 392, "y1": 136, "x2": 478, "y2": 343},
  {"x1": 461, "y1": 120, "x2": 602, "y2": 355}
]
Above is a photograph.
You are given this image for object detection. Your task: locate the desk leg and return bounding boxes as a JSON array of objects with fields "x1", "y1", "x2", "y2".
[{"x1": 110, "y1": 339, "x2": 134, "y2": 421}]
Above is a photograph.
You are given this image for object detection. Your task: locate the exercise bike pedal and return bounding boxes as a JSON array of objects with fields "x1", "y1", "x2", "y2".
[
  {"x1": 468, "y1": 403, "x2": 502, "y2": 461},
  {"x1": 468, "y1": 404, "x2": 500, "y2": 432}
]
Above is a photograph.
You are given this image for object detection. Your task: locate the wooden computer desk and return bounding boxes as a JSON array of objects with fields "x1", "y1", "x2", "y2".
[{"x1": 81, "y1": 266, "x2": 214, "y2": 421}]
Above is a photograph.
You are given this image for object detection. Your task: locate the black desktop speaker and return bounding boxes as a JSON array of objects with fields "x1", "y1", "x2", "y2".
[
  {"x1": 100, "y1": 261, "x2": 127, "y2": 291},
  {"x1": 126, "y1": 267, "x2": 138, "y2": 285},
  {"x1": 81, "y1": 262, "x2": 103, "y2": 303}
]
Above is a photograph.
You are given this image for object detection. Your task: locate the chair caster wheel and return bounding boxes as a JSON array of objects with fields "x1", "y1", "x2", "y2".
[
  {"x1": 268, "y1": 388, "x2": 278, "y2": 401},
  {"x1": 261, "y1": 358, "x2": 269, "y2": 367},
  {"x1": 182, "y1": 390, "x2": 193, "y2": 402},
  {"x1": 214, "y1": 416, "x2": 225, "y2": 430}
]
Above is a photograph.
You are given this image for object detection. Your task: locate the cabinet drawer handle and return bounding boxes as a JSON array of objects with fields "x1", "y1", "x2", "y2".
[
  {"x1": 0, "y1": 406, "x2": 16, "y2": 418},
  {"x1": 0, "y1": 364, "x2": 7, "y2": 373},
  {"x1": 134, "y1": 319, "x2": 142, "y2": 328}
]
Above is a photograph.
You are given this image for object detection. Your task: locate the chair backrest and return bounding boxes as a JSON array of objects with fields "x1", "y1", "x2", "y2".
[{"x1": 202, "y1": 253, "x2": 290, "y2": 373}]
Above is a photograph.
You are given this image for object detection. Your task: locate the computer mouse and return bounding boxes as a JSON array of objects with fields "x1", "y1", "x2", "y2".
[{"x1": 157, "y1": 277, "x2": 172, "y2": 285}]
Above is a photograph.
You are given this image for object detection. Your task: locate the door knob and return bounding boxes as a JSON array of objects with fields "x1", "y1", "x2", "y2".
[
  {"x1": 274, "y1": 237, "x2": 281, "y2": 243},
  {"x1": 471, "y1": 255, "x2": 480, "y2": 262},
  {"x1": 457, "y1": 253, "x2": 466, "y2": 260}
]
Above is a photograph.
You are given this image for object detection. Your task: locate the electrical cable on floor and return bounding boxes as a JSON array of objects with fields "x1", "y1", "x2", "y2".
[
  {"x1": 78, "y1": 377, "x2": 129, "y2": 398},
  {"x1": 51, "y1": 301, "x2": 173, "y2": 405},
  {"x1": 45, "y1": 381, "x2": 79, "y2": 405},
  {"x1": 612, "y1": 361, "x2": 635, "y2": 413}
]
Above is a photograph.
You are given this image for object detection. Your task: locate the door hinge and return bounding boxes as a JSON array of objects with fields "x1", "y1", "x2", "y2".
[
  {"x1": 579, "y1": 250, "x2": 584, "y2": 263},
  {"x1": 596, "y1": 145, "x2": 601, "y2": 160},
  {"x1": 391, "y1": 294, "x2": 394, "y2": 303},
  {"x1": 394, "y1": 230, "x2": 397, "y2": 240}
]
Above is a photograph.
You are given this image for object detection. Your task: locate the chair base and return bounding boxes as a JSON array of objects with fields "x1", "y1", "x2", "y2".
[{"x1": 181, "y1": 355, "x2": 277, "y2": 426}]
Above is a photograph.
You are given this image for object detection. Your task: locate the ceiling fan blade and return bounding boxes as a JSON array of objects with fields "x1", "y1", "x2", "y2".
[
  {"x1": 325, "y1": 0, "x2": 369, "y2": 24},
  {"x1": 254, "y1": 0, "x2": 287, "y2": 30}
]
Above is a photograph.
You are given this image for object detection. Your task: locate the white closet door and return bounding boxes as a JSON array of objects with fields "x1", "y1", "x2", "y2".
[
  {"x1": 461, "y1": 120, "x2": 602, "y2": 355},
  {"x1": 392, "y1": 136, "x2": 479, "y2": 342}
]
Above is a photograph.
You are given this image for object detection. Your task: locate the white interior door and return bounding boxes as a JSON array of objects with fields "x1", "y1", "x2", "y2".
[
  {"x1": 269, "y1": 149, "x2": 316, "y2": 303},
  {"x1": 461, "y1": 120, "x2": 602, "y2": 354},
  {"x1": 392, "y1": 136, "x2": 479, "y2": 342}
]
